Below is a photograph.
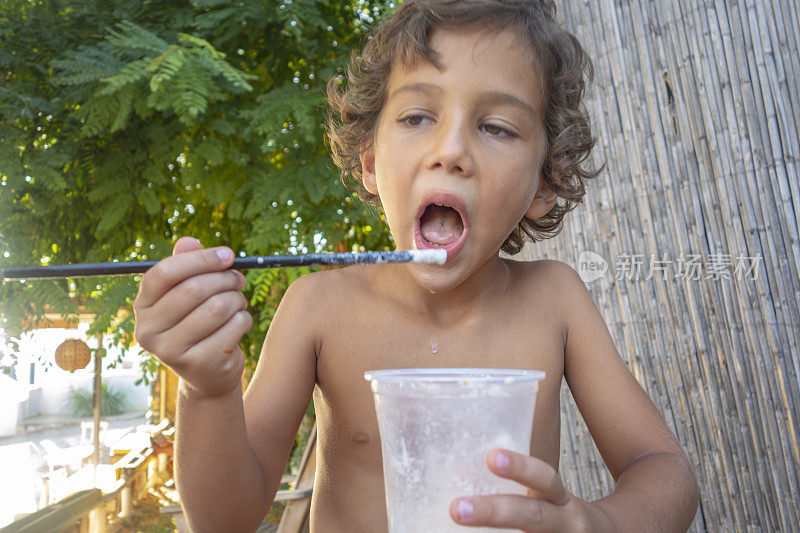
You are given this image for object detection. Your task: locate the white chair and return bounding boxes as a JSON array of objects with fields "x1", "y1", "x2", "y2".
[
  {"x1": 39, "y1": 439, "x2": 94, "y2": 475},
  {"x1": 79, "y1": 420, "x2": 109, "y2": 446}
]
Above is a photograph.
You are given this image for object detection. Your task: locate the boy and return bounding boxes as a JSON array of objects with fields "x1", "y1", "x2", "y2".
[{"x1": 134, "y1": 1, "x2": 699, "y2": 531}]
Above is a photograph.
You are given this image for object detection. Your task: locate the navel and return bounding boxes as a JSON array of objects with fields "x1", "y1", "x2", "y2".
[{"x1": 353, "y1": 431, "x2": 370, "y2": 445}]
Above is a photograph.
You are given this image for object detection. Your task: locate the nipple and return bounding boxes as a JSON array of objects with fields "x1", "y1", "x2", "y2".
[
  {"x1": 353, "y1": 431, "x2": 370, "y2": 445},
  {"x1": 431, "y1": 334, "x2": 439, "y2": 355}
]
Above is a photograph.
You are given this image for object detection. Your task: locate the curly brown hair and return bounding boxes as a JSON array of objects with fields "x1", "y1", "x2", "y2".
[{"x1": 326, "y1": 0, "x2": 601, "y2": 254}]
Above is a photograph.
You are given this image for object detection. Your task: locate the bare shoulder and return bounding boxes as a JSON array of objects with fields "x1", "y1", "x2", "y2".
[
  {"x1": 508, "y1": 258, "x2": 582, "y2": 285},
  {"x1": 507, "y1": 258, "x2": 587, "y2": 311},
  {"x1": 507, "y1": 259, "x2": 583, "y2": 284},
  {"x1": 282, "y1": 266, "x2": 371, "y2": 311},
  {"x1": 282, "y1": 267, "x2": 341, "y2": 298},
  {"x1": 292, "y1": 265, "x2": 372, "y2": 289},
  {"x1": 510, "y1": 260, "x2": 610, "y2": 360}
]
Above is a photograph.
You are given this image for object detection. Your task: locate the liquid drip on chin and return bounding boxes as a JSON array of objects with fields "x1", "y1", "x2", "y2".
[{"x1": 431, "y1": 334, "x2": 438, "y2": 354}]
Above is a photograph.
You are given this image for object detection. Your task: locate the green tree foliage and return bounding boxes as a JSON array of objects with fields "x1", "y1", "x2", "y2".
[{"x1": 0, "y1": 0, "x2": 394, "y2": 376}]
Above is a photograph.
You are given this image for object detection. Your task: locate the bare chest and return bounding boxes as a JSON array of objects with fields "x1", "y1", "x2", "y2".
[
  {"x1": 311, "y1": 306, "x2": 565, "y2": 484},
  {"x1": 306, "y1": 313, "x2": 563, "y2": 531}
]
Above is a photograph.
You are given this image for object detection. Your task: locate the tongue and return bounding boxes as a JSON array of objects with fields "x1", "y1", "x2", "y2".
[{"x1": 420, "y1": 205, "x2": 463, "y2": 246}]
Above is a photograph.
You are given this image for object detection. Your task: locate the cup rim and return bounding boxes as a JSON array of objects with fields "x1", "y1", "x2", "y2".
[{"x1": 363, "y1": 367, "x2": 546, "y2": 384}]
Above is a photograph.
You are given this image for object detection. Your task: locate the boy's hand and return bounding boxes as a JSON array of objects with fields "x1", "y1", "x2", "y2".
[
  {"x1": 450, "y1": 450, "x2": 614, "y2": 532},
  {"x1": 133, "y1": 236, "x2": 252, "y2": 398}
]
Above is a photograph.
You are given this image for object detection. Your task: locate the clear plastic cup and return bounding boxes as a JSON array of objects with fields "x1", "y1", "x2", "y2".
[{"x1": 364, "y1": 368, "x2": 546, "y2": 532}]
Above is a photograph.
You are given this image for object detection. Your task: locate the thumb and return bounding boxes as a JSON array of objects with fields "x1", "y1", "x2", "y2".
[{"x1": 173, "y1": 236, "x2": 203, "y2": 255}]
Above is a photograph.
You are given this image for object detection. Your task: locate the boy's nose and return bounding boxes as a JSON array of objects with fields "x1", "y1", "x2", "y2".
[{"x1": 424, "y1": 119, "x2": 475, "y2": 177}]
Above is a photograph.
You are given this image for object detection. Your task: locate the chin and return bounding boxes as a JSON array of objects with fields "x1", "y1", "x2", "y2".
[{"x1": 403, "y1": 262, "x2": 465, "y2": 295}]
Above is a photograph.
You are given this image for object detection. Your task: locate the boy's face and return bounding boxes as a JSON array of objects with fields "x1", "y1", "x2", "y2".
[{"x1": 361, "y1": 27, "x2": 556, "y2": 288}]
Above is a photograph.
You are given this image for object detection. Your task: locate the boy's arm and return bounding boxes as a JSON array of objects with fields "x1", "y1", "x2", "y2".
[
  {"x1": 559, "y1": 262, "x2": 699, "y2": 530},
  {"x1": 174, "y1": 276, "x2": 318, "y2": 532},
  {"x1": 242, "y1": 274, "x2": 320, "y2": 506},
  {"x1": 450, "y1": 262, "x2": 698, "y2": 532},
  {"x1": 174, "y1": 383, "x2": 268, "y2": 532}
]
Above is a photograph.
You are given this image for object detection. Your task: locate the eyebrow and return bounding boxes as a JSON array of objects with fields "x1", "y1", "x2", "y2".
[
  {"x1": 481, "y1": 91, "x2": 538, "y2": 117},
  {"x1": 389, "y1": 82, "x2": 443, "y2": 99},
  {"x1": 389, "y1": 83, "x2": 538, "y2": 116}
]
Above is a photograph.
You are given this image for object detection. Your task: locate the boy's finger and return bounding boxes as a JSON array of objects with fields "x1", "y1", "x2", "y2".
[
  {"x1": 173, "y1": 236, "x2": 203, "y2": 255},
  {"x1": 143, "y1": 270, "x2": 246, "y2": 334},
  {"x1": 450, "y1": 494, "x2": 565, "y2": 532},
  {"x1": 134, "y1": 270, "x2": 245, "y2": 352},
  {"x1": 134, "y1": 246, "x2": 235, "y2": 308},
  {"x1": 486, "y1": 450, "x2": 571, "y2": 506},
  {"x1": 177, "y1": 310, "x2": 252, "y2": 374},
  {"x1": 162, "y1": 290, "x2": 249, "y2": 356}
]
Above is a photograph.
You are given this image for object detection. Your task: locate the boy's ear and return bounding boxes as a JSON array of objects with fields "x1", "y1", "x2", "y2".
[
  {"x1": 359, "y1": 146, "x2": 379, "y2": 196},
  {"x1": 524, "y1": 180, "x2": 558, "y2": 220}
]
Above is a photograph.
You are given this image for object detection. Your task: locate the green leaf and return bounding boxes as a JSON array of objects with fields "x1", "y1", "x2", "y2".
[
  {"x1": 195, "y1": 140, "x2": 226, "y2": 166},
  {"x1": 95, "y1": 194, "x2": 133, "y2": 236},
  {"x1": 138, "y1": 187, "x2": 162, "y2": 216}
]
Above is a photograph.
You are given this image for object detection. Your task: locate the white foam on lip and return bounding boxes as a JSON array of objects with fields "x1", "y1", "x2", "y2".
[{"x1": 409, "y1": 249, "x2": 448, "y2": 265}]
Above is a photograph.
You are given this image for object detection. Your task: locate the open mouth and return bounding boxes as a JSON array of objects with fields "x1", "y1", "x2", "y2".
[
  {"x1": 414, "y1": 193, "x2": 469, "y2": 259},
  {"x1": 420, "y1": 204, "x2": 464, "y2": 246}
]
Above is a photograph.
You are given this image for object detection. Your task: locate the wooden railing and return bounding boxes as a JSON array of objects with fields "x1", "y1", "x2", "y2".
[{"x1": 1, "y1": 422, "x2": 172, "y2": 533}]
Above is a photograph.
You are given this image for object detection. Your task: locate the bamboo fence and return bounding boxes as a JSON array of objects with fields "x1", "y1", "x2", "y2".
[{"x1": 519, "y1": 1, "x2": 800, "y2": 530}]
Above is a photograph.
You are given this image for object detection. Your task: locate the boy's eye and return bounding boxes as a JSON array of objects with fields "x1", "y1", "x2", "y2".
[
  {"x1": 481, "y1": 123, "x2": 517, "y2": 139},
  {"x1": 399, "y1": 115, "x2": 432, "y2": 126}
]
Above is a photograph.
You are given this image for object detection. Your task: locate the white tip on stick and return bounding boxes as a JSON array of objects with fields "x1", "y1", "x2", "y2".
[{"x1": 409, "y1": 249, "x2": 448, "y2": 265}]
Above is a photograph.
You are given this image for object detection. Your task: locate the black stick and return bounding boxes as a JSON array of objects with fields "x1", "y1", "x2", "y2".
[{"x1": 1, "y1": 249, "x2": 447, "y2": 280}]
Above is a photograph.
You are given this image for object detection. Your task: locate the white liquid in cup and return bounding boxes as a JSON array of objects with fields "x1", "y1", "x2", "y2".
[{"x1": 365, "y1": 368, "x2": 545, "y2": 533}]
